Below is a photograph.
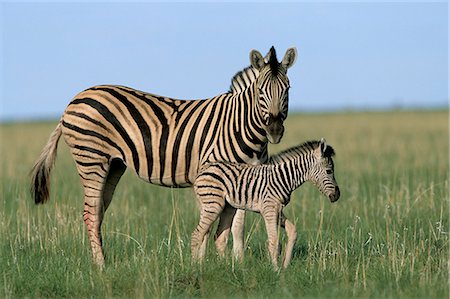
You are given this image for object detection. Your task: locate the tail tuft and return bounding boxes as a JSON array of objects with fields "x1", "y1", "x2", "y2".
[
  {"x1": 30, "y1": 121, "x2": 62, "y2": 204},
  {"x1": 31, "y1": 160, "x2": 51, "y2": 204}
]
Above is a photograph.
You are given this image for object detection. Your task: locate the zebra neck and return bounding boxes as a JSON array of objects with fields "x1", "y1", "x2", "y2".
[
  {"x1": 249, "y1": 84, "x2": 267, "y2": 134},
  {"x1": 269, "y1": 153, "x2": 313, "y2": 195},
  {"x1": 229, "y1": 66, "x2": 266, "y2": 135},
  {"x1": 263, "y1": 163, "x2": 298, "y2": 203},
  {"x1": 207, "y1": 92, "x2": 266, "y2": 165},
  {"x1": 290, "y1": 154, "x2": 315, "y2": 191},
  {"x1": 228, "y1": 83, "x2": 267, "y2": 149},
  {"x1": 229, "y1": 66, "x2": 259, "y2": 94}
]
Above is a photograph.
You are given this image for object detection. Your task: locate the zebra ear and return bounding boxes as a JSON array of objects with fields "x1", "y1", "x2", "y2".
[
  {"x1": 263, "y1": 49, "x2": 271, "y2": 63},
  {"x1": 320, "y1": 138, "x2": 327, "y2": 156},
  {"x1": 281, "y1": 47, "x2": 297, "y2": 70},
  {"x1": 250, "y1": 49, "x2": 265, "y2": 71}
]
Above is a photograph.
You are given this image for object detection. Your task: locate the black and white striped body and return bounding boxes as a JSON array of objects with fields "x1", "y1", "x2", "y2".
[
  {"x1": 196, "y1": 161, "x2": 299, "y2": 213},
  {"x1": 31, "y1": 47, "x2": 298, "y2": 267},
  {"x1": 192, "y1": 139, "x2": 340, "y2": 269},
  {"x1": 62, "y1": 84, "x2": 268, "y2": 188}
]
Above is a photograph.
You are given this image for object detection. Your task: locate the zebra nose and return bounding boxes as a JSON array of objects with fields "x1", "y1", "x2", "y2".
[
  {"x1": 331, "y1": 186, "x2": 340, "y2": 202},
  {"x1": 333, "y1": 186, "x2": 341, "y2": 201},
  {"x1": 267, "y1": 122, "x2": 284, "y2": 136}
]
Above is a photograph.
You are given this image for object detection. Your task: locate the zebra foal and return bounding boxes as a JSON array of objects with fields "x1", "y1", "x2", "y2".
[{"x1": 192, "y1": 139, "x2": 340, "y2": 269}]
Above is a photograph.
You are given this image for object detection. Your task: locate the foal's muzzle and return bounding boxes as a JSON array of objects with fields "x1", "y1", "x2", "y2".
[{"x1": 329, "y1": 186, "x2": 340, "y2": 203}]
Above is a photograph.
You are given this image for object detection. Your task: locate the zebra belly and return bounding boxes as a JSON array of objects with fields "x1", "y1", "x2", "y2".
[
  {"x1": 144, "y1": 170, "x2": 194, "y2": 188},
  {"x1": 225, "y1": 194, "x2": 261, "y2": 213}
]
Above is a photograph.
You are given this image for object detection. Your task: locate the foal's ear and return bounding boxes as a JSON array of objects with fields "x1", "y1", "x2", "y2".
[
  {"x1": 250, "y1": 49, "x2": 265, "y2": 71},
  {"x1": 320, "y1": 138, "x2": 328, "y2": 155},
  {"x1": 314, "y1": 138, "x2": 327, "y2": 158},
  {"x1": 319, "y1": 138, "x2": 336, "y2": 157}
]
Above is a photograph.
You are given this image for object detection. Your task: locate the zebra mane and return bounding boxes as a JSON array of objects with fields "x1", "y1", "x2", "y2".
[
  {"x1": 269, "y1": 140, "x2": 335, "y2": 164},
  {"x1": 267, "y1": 46, "x2": 280, "y2": 76},
  {"x1": 229, "y1": 47, "x2": 281, "y2": 94},
  {"x1": 229, "y1": 66, "x2": 259, "y2": 94}
]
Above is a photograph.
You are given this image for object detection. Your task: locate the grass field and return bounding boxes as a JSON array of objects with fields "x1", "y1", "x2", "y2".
[{"x1": 1, "y1": 110, "x2": 448, "y2": 298}]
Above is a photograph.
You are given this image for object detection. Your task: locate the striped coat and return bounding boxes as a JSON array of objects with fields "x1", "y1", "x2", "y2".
[
  {"x1": 192, "y1": 139, "x2": 340, "y2": 269},
  {"x1": 31, "y1": 47, "x2": 297, "y2": 266}
]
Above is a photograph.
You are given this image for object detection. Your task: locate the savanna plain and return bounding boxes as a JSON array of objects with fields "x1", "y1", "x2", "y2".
[{"x1": 1, "y1": 110, "x2": 448, "y2": 298}]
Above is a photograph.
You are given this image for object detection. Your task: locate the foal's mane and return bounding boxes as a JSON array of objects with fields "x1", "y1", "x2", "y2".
[{"x1": 268, "y1": 140, "x2": 335, "y2": 164}]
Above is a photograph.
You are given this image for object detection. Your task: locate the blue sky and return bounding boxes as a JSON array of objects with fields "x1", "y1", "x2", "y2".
[{"x1": 1, "y1": 2, "x2": 448, "y2": 120}]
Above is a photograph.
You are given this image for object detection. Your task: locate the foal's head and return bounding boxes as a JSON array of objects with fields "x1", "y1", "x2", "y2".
[{"x1": 309, "y1": 138, "x2": 340, "y2": 202}]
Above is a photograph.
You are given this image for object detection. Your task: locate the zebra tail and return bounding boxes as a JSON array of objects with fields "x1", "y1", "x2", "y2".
[{"x1": 30, "y1": 120, "x2": 63, "y2": 204}]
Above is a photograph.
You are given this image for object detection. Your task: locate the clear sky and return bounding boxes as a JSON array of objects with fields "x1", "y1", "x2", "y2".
[{"x1": 1, "y1": 1, "x2": 448, "y2": 120}]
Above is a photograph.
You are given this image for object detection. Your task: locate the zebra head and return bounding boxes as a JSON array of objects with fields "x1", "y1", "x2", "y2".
[
  {"x1": 250, "y1": 46, "x2": 297, "y2": 144},
  {"x1": 309, "y1": 138, "x2": 340, "y2": 202}
]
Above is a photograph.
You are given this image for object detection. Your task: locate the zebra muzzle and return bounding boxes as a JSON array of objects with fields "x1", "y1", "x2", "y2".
[
  {"x1": 329, "y1": 186, "x2": 340, "y2": 202},
  {"x1": 266, "y1": 121, "x2": 284, "y2": 144}
]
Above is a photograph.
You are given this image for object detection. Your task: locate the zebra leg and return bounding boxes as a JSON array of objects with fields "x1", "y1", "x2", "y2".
[
  {"x1": 81, "y1": 175, "x2": 108, "y2": 267},
  {"x1": 191, "y1": 197, "x2": 225, "y2": 262},
  {"x1": 280, "y1": 213, "x2": 297, "y2": 269},
  {"x1": 195, "y1": 196, "x2": 214, "y2": 259},
  {"x1": 231, "y1": 209, "x2": 246, "y2": 261},
  {"x1": 80, "y1": 158, "x2": 125, "y2": 268},
  {"x1": 214, "y1": 204, "x2": 237, "y2": 257},
  {"x1": 261, "y1": 205, "x2": 281, "y2": 270},
  {"x1": 102, "y1": 159, "x2": 126, "y2": 210},
  {"x1": 198, "y1": 227, "x2": 211, "y2": 260}
]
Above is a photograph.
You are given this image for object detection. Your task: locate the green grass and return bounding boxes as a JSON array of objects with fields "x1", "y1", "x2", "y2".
[{"x1": 1, "y1": 110, "x2": 448, "y2": 298}]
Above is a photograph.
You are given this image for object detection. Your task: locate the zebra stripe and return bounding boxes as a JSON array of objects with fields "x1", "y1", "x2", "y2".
[
  {"x1": 30, "y1": 47, "x2": 298, "y2": 267},
  {"x1": 192, "y1": 139, "x2": 340, "y2": 269}
]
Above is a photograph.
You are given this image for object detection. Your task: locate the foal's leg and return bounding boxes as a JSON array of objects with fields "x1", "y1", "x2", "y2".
[
  {"x1": 214, "y1": 204, "x2": 236, "y2": 257},
  {"x1": 280, "y1": 213, "x2": 297, "y2": 269},
  {"x1": 231, "y1": 209, "x2": 246, "y2": 261},
  {"x1": 261, "y1": 205, "x2": 281, "y2": 270},
  {"x1": 214, "y1": 206, "x2": 246, "y2": 261},
  {"x1": 195, "y1": 202, "x2": 210, "y2": 259},
  {"x1": 192, "y1": 196, "x2": 225, "y2": 261}
]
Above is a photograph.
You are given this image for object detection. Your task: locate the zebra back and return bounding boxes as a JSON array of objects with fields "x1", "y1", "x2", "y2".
[{"x1": 61, "y1": 47, "x2": 297, "y2": 188}]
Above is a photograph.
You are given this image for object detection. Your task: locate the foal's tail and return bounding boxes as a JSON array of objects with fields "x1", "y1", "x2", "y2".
[{"x1": 30, "y1": 120, "x2": 63, "y2": 204}]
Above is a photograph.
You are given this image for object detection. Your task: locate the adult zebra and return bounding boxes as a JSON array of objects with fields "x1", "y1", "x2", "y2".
[{"x1": 31, "y1": 46, "x2": 297, "y2": 266}]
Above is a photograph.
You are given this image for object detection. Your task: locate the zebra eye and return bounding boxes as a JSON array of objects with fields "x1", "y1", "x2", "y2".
[{"x1": 326, "y1": 169, "x2": 333, "y2": 175}]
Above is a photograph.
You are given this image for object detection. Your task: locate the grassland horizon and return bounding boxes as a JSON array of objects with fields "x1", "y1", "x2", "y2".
[{"x1": 1, "y1": 110, "x2": 448, "y2": 298}]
